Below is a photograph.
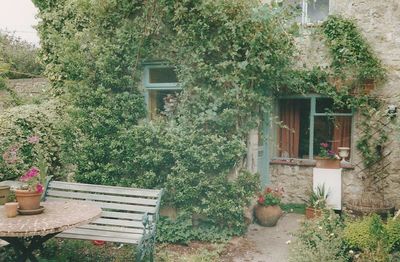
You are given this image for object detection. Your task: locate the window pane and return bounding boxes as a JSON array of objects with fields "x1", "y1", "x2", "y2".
[
  {"x1": 278, "y1": 99, "x2": 310, "y2": 158},
  {"x1": 149, "y1": 67, "x2": 178, "y2": 84},
  {"x1": 313, "y1": 115, "x2": 352, "y2": 158},
  {"x1": 316, "y1": 98, "x2": 352, "y2": 113},
  {"x1": 307, "y1": 0, "x2": 329, "y2": 23}
]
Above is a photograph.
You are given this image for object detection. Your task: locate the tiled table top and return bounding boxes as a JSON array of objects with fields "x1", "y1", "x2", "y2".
[{"x1": 0, "y1": 200, "x2": 101, "y2": 237}]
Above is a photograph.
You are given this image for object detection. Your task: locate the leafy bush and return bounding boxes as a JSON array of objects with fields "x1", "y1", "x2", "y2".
[
  {"x1": 289, "y1": 211, "x2": 349, "y2": 262},
  {"x1": 387, "y1": 218, "x2": 400, "y2": 252},
  {"x1": 0, "y1": 32, "x2": 43, "y2": 78},
  {"x1": 343, "y1": 214, "x2": 389, "y2": 252},
  {"x1": 0, "y1": 100, "x2": 63, "y2": 181}
]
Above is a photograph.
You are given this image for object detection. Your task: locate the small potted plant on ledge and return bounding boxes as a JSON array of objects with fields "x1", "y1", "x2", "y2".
[
  {"x1": 315, "y1": 142, "x2": 340, "y2": 169},
  {"x1": 306, "y1": 184, "x2": 329, "y2": 219},
  {"x1": 254, "y1": 187, "x2": 284, "y2": 227}
]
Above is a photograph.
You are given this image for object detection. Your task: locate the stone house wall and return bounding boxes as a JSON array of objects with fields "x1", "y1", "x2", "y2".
[{"x1": 269, "y1": 0, "x2": 400, "y2": 209}]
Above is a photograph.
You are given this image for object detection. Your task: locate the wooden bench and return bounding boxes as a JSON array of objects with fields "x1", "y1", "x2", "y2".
[{"x1": 43, "y1": 178, "x2": 163, "y2": 261}]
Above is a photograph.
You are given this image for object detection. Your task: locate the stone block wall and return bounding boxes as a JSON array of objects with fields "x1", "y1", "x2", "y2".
[{"x1": 269, "y1": 0, "x2": 400, "y2": 209}]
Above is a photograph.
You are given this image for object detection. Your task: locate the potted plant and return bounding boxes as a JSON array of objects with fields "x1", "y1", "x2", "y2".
[
  {"x1": 3, "y1": 135, "x2": 47, "y2": 212},
  {"x1": 306, "y1": 184, "x2": 329, "y2": 219},
  {"x1": 254, "y1": 187, "x2": 284, "y2": 227},
  {"x1": 315, "y1": 142, "x2": 340, "y2": 169}
]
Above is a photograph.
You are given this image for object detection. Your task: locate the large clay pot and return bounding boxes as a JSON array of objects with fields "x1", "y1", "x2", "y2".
[
  {"x1": 305, "y1": 207, "x2": 322, "y2": 220},
  {"x1": 0, "y1": 186, "x2": 10, "y2": 205},
  {"x1": 315, "y1": 157, "x2": 340, "y2": 169},
  {"x1": 15, "y1": 190, "x2": 42, "y2": 210},
  {"x1": 254, "y1": 205, "x2": 283, "y2": 227}
]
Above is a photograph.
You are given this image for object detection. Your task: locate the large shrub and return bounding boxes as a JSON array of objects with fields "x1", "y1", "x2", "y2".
[
  {"x1": 33, "y1": 0, "x2": 294, "y2": 241},
  {"x1": 0, "y1": 100, "x2": 63, "y2": 181},
  {"x1": 0, "y1": 32, "x2": 43, "y2": 78}
]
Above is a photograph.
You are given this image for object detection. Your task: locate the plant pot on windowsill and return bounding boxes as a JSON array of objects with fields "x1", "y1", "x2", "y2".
[{"x1": 314, "y1": 157, "x2": 341, "y2": 169}]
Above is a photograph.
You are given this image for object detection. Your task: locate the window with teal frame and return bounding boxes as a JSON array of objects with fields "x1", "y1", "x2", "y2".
[
  {"x1": 275, "y1": 95, "x2": 353, "y2": 160},
  {"x1": 143, "y1": 64, "x2": 181, "y2": 118}
]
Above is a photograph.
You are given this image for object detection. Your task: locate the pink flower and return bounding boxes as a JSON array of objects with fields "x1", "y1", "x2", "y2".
[
  {"x1": 2, "y1": 145, "x2": 19, "y2": 164},
  {"x1": 23, "y1": 167, "x2": 40, "y2": 180},
  {"x1": 36, "y1": 184, "x2": 44, "y2": 193},
  {"x1": 320, "y1": 143, "x2": 328, "y2": 148},
  {"x1": 27, "y1": 135, "x2": 40, "y2": 144}
]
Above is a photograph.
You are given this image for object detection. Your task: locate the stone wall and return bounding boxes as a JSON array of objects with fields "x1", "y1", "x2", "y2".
[
  {"x1": 0, "y1": 78, "x2": 49, "y2": 110},
  {"x1": 269, "y1": 0, "x2": 400, "y2": 209}
]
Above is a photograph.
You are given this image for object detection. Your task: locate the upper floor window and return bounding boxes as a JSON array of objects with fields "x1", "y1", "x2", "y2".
[
  {"x1": 279, "y1": 0, "x2": 330, "y2": 24},
  {"x1": 304, "y1": 0, "x2": 329, "y2": 24},
  {"x1": 276, "y1": 96, "x2": 352, "y2": 160},
  {"x1": 143, "y1": 64, "x2": 180, "y2": 119}
]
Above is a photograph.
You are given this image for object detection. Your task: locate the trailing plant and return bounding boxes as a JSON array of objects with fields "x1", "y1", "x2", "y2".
[
  {"x1": 33, "y1": 0, "x2": 292, "y2": 241},
  {"x1": 321, "y1": 15, "x2": 385, "y2": 82}
]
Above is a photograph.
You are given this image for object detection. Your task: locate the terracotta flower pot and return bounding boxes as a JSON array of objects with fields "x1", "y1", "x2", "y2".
[
  {"x1": 315, "y1": 157, "x2": 340, "y2": 169},
  {"x1": 254, "y1": 205, "x2": 283, "y2": 227},
  {"x1": 305, "y1": 207, "x2": 322, "y2": 219},
  {"x1": 0, "y1": 186, "x2": 10, "y2": 205},
  {"x1": 15, "y1": 190, "x2": 42, "y2": 210}
]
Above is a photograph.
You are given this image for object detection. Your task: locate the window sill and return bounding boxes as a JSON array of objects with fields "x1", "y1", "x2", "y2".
[{"x1": 270, "y1": 158, "x2": 354, "y2": 170}]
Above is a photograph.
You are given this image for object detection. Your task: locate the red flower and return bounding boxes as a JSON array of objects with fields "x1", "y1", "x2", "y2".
[
  {"x1": 265, "y1": 187, "x2": 272, "y2": 193},
  {"x1": 257, "y1": 196, "x2": 265, "y2": 204}
]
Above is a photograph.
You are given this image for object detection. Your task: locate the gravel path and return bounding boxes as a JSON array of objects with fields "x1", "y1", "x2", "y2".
[{"x1": 233, "y1": 213, "x2": 304, "y2": 262}]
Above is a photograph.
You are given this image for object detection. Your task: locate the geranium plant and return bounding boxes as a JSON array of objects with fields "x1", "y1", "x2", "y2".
[
  {"x1": 257, "y1": 187, "x2": 284, "y2": 206},
  {"x1": 318, "y1": 142, "x2": 339, "y2": 159},
  {"x1": 3, "y1": 135, "x2": 47, "y2": 193}
]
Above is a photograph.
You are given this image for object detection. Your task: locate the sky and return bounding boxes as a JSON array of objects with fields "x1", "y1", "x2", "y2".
[{"x1": 0, "y1": 0, "x2": 40, "y2": 46}]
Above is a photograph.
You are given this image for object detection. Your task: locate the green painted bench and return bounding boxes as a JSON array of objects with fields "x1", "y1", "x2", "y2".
[{"x1": 43, "y1": 179, "x2": 163, "y2": 261}]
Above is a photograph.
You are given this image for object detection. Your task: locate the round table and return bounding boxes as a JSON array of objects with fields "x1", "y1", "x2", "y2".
[{"x1": 0, "y1": 200, "x2": 101, "y2": 262}]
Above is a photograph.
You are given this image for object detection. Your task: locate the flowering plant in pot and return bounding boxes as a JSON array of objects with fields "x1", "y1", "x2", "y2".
[
  {"x1": 3, "y1": 135, "x2": 47, "y2": 211},
  {"x1": 254, "y1": 187, "x2": 284, "y2": 227},
  {"x1": 315, "y1": 142, "x2": 340, "y2": 169},
  {"x1": 306, "y1": 184, "x2": 329, "y2": 219}
]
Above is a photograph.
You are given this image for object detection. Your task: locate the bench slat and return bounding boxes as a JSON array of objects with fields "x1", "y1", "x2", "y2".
[
  {"x1": 56, "y1": 233, "x2": 139, "y2": 244},
  {"x1": 46, "y1": 197, "x2": 156, "y2": 213},
  {"x1": 46, "y1": 189, "x2": 158, "y2": 206},
  {"x1": 79, "y1": 224, "x2": 144, "y2": 234},
  {"x1": 92, "y1": 218, "x2": 144, "y2": 228},
  {"x1": 49, "y1": 181, "x2": 161, "y2": 198},
  {"x1": 101, "y1": 211, "x2": 148, "y2": 221},
  {"x1": 63, "y1": 228, "x2": 142, "y2": 240}
]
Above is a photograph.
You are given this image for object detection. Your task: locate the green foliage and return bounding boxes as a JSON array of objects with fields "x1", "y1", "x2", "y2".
[
  {"x1": 387, "y1": 218, "x2": 400, "y2": 252},
  {"x1": 308, "y1": 184, "x2": 329, "y2": 209},
  {"x1": 344, "y1": 215, "x2": 400, "y2": 255},
  {"x1": 32, "y1": 0, "x2": 292, "y2": 242},
  {"x1": 0, "y1": 32, "x2": 43, "y2": 78},
  {"x1": 289, "y1": 211, "x2": 349, "y2": 262},
  {"x1": 321, "y1": 16, "x2": 385, "y2": 82},
  {"x1": 280, "y1": 203, "x2": 306, "y2": 214},
  {"x1": 157, "y1": 212, "x2": 233, "y2": 244},
  {"x1": 38, "y1": 239, "x2": 135, "y2": 262},
  {"x1": 0, "y1": 100, "x2": 63, "y2": 181}
]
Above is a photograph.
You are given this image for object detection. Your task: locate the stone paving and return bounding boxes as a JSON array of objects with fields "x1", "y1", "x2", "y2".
[{"x1": 234, "y1": 213, "x2": 304, "y2": 262}]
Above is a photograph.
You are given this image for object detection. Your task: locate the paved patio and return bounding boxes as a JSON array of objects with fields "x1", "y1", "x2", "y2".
[{"x1": 234, "y1": 213, "x2": 304, "y2": 262}]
